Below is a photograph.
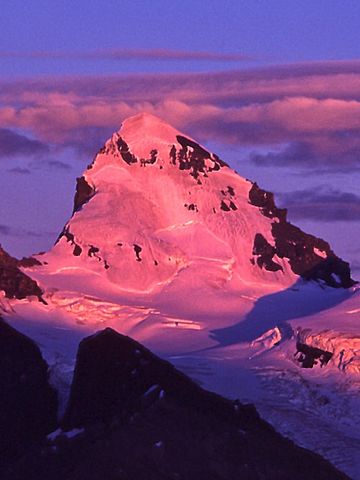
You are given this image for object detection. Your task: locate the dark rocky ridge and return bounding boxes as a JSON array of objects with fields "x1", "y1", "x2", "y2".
[
  {"x1": 252, "y1": 233, "x2": 283, "y2": 272},
  {"x1": 249, "y1": 182, "x2": 287, "y2": 222},
  {"x1": 249, "y1": 183, "x2": 355, "y2": 288},
  {"x1": 56, "y1": 226, "x2": 82, "y2": 256},
  {"x1": 116, "y1": 137, "x2": 138, "y2": 165},
  {"x1": 113, "y1": 133, "x2": 229, "y2": 183},
  {"x1": 73, "y1": 176, "x2": 96, "y2": 214},
  {"x1": 0, "y1": 245, "x2": 44, "y2": 301},
  {"x1": 63, "y1": 328, "x2": 260, "y2": 429},
  {"x1": 0, "y1": 327, "x2": 350, "y2": 479},
  {"x1": 17, "y1": 256, "x2": 42, "y2": 268},
  {"x1": 0, "y1": 318, "x2": 57, "y2": 469},
  {"x1": 101, "y1": 135, "x2": 157, "y2": 167},
  {"x1": 175, "y1": 135, "x2": 228, "y2": 180},
  {"x1": 99, "y1": 132, "x2": 230, "y2": 183}
]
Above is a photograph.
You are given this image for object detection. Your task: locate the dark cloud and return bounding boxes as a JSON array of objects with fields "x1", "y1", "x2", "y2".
[
  {"x1": 0, "y1": 225, "x2": 11, "y2": 235},
  {"x1": 0, "y1": 48, "x2": 252, "y2": 62},
  {"x1": 0, "y1": 129, "x2": 49, "y2": 158},
  {"x1": 252, "y1": 142, "x2": 312, "y2": 166},
  {"x1": 251, "y1": 136, "x2": 360, "y2": 171},
  {"x1": 7, "y1": 167, "x2": 31, "y2": 175},
  {"x1": 29, "y1": 159, "x2": 72, "y2": 171},
  {"x1": 0, "y1": 224, "x2": 52, "y2": 239},
  {"x1": 278, "y1": 187, "x2": 360, "y2": 222},
  {"x1": 44, "y1": 160, "x2": 72, "y2": 171}
]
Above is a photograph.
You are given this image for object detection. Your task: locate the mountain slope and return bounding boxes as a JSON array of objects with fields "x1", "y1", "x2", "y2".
[{"x1": 37, "y1": 112, "x2": 353, "y2": 296}]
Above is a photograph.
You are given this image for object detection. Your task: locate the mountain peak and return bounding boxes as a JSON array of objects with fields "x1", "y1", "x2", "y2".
[
  {"x1": 120, "y1": 111, "x2": 176, "y2": 132},
  {"x1": 117, "y1": 112, "x2": 186, "y2": 153},
  {"x1": 90, "y1": 111, "x2": 222, "y2": 179}
]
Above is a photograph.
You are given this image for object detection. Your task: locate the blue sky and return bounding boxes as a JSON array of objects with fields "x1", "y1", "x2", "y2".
[{"x1": 1, "y1": 0, "x2": 360, "y2": 76}]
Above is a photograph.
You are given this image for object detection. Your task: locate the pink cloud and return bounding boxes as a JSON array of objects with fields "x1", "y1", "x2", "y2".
[
  {"x1": 2, "y1": 60, "x2": 360, "y2": 104},
  {"x1": 1, "y1": 60, "x2": 360, "y2": 167}
]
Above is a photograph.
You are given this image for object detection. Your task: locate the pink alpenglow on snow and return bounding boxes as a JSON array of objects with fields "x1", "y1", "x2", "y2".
[{"x1": 37, "y1": 113, "x2": 355, "y2": 295}]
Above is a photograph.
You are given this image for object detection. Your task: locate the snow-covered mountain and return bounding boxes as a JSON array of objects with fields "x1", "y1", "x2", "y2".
[
  {"x1": 42, "y1": 112, "x2": 354, "y2": 294},
  {"x1": 0, "y1": 113, "x2": 359, "y2": 478}
]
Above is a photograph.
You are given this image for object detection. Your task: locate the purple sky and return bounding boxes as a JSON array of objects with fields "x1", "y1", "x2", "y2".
[{"x1": 0, "y1": 1, "x2": 359, "y2": 276}]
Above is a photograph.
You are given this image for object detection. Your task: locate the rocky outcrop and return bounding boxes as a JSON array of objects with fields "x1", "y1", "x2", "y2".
[
  {"x1": 249, "y1": 183, "x2": 356, "y2": 288},
  {"x1": 249, "y1": 182, "x2": 287, "y2": 221},
  {"x1": 73, "y1": 176, "x2": 96, "y2": 213},
  {"x1": 174, "y1": 135, "x2": 228, "y2": 181},
  {"x1": 116, "y1": 136, "x2": 138, "y2": 165},
  {"x1": 1, "y1": 328, "x2": 349, "y2": 479},
  {"x1": 294, "y1": 328, "x2": 360, "y2": 373},
  {"x1": 0, "y1": 245, "x2": 44, "y2": 301},
  {"x1": 0, "y1": 319, "x2": 57, "y2": 468},
  {"x1": 295, "y1": 341, "x2": 333, "y2": 368},
  {"x1": 57, "y1": 226, "x2": 83, "y2": 256},
  {"x1": 17, "y1": 256, "x2": 42, "y2": 268},
  {"x1": 252, "y1": 233, "x2": 283, "y2": 272}
]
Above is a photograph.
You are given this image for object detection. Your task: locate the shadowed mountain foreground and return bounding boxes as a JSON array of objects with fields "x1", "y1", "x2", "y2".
[{"x1": 0, "y1": 324, "x2": 349, "y2": 480}]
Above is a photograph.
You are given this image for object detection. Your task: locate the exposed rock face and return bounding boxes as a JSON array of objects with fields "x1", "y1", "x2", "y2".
[
  {"x1": 249, "y1": 183, "x2": 355, "y2": 288},
  {"x1": 57, "y1": 226, "x2": 83, "y2": 256},
  {"x1": 0, "y1": 245, "x2": 44, "y2": 301},
  {"x1": 116, "y1": 136, "x2": 138, "y2": 165},
  {"x1": 17, "y1": 256, "x2": 42, "y2": 268},
  {"x1": 249, "y1": 182, "x2": 287, "y2": 221},
  {"x1": 252, "y1": 233, "x2": 283, "y2": 272},
  {"x1": 175, "y1": 135, "x2": 228, "y2": 180},
  {"x1": 0, "y1": 319, "x2": 57, "y2": 467},
  {"x1": 295, "y1": 341, "x2": 333, "y2": 368},
  {"x1": 100, "y1": 129, "x2": 228, "y2": 181},
  {"x1": 73, "y1": 176, "x2": 95, "y2": 213}
]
